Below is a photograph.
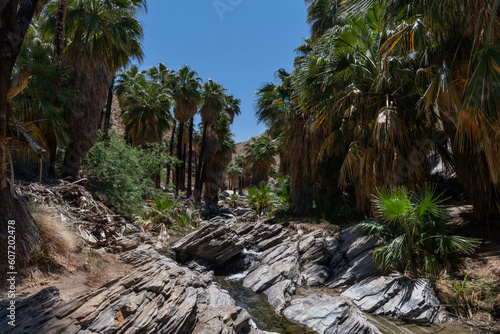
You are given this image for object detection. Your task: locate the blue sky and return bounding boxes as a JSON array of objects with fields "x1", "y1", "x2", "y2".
[{"x1": 138, "y1": 0, "x2": 309, "y2": 143}]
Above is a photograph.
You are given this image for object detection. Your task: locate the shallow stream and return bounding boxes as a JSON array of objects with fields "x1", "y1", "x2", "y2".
[{"x1": 215, "y1": 276, "x2": 493, "y2": 334}]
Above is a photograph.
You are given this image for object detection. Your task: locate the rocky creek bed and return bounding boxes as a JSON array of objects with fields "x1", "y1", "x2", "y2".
[{"x1": 0, "y1": 216, "x2": 496, "y2": 333}]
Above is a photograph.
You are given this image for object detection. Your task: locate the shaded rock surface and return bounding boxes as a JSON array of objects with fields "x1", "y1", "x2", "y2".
[
  {"x1": 341, "y1": 276, "x2": 440, "y2": 323},
  {"x1": 0, "y1": 245, "x2": 273, "y2": 334},
  {"x1": 176, "y1": 220, "x2": 443, "y2": 327},
  {"x1": 324, "y1": 228, "x2": 380, "y2": 289},
  {"x1": 283, "y1": 294, "x2": 381, "y2": 334},
  {"x1": 172, "y1": 219, "x2": 287, "y2": 266}
]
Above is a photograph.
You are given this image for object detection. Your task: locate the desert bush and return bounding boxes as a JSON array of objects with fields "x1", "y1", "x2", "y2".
[{"x1": 82, "y1": 134, "x2": 176, "y2": 213}]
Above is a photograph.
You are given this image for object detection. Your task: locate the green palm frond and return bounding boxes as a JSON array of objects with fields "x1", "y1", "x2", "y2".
[
  {"x1": 415, "y1": 186, "x2": 448, "y2": 222},
  {"x1": 462, "y1": 44, "x2": 500, "y2": 123},
  {"x1": 373, "y1": 187, "x2": 412, "y2": 224},
  {"x1": 353, "y1": 220, "x2": 390, "y2": 238}
]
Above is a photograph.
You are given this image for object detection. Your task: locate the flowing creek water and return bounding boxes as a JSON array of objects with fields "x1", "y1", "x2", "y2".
[
  {"x1": 215, "y1": 275, "x2": 493, "y2": 334},
  {"x1": 214, "y1": 277, "x2": 315, "y2": 334},
  {"x1": 214, "y1": 249, "x2": 492, "y2": 334}
]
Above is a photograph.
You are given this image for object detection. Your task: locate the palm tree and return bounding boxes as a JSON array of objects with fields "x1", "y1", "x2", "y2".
[
  {"x1": 343, "y1": 0, "x2": 500, "y2": 221},
  {"x1": 12, "y1": 30, "x2": 76, "y2": 168},
  {"x1": 42, "y1": 0, "x2": 146, "y2": 180},
  {"x1": 224, "y1": 94, "x2": 241, "y2": 124},
  {"x1": 172, "y1": 66, "x2": 201, "y2": 195},
  {"x1": 53, "y1": 0, "x2": 69, "y2": 70},
  {"x1": 226, "y1": 162, "x2": 242, "y2": 192},
  {"x1": 117, "y1": 68, "x2": 173, "y2": 147},
  {"x1": 0, "y1": 0, "x2": 49, "y2": 278},
  {"x1": 116, "y1": 65, "x2": 173, "y2": 188},
  {"x1": 195, "y1": 80, "x2": 227, "y2": 201},
  {"x1": 356, "y1": 186, "x2": 480, "y2": 277},
  {"x1": 244, "y1": 136, "x2": 277, "y2": 187},
  {"x1": 204, "y1": 112, "x2": 236, "y2": 205},
  {"x1": 234, "y1": 154, "x2": 247, "y2": 195},
  {"x1": 255, "y1": 68, "x2": 295, "y2": 175},
  {"x1": 284, "y1": 3, "x2": 451, "y2": 215},
  {"x1": 304, "y1": 0, "x2": 343, "y2": 41}
]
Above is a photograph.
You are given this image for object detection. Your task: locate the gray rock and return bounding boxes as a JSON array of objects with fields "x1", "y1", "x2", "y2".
[
  {"x1": 341, "y1": 276, "x2": 440, "y2": 323},
  {"x1": 325, "y1": 228, "x2": 380, "y2": 289},
  {"x1": 172, "y1": 221, "x2": 244, "y2": 265},
  {"x1": 111, "y1": 236, "x2": 140, "y2": 252},
  {"x1": 240, "y1": 210, "x2": 257, "y2": 222},
  {"x1": 220, "y1": 190, "x2": 235, "y2": 198},
  {"x1": 263, "y1": 280, "x2": 295, "y2": 312},
  {"x1": 235, "y1": 207, "x2": 253, "y2": 216},
  {"x1": 2, "y1": 246, "x2": 270, "y2": 334},
  {"x1": 173, "y1": 219, "x2": 288, "y2": 267},
  {"x1": 243, "y1": 230, "x2": 331, "y2": 309},
  {"x1": 283, "y1": 294, "x2": 381, "y2": 334}
]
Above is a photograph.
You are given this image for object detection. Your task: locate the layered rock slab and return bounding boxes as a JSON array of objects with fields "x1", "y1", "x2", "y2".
[
  {"x1": 0, "y1": 246, "x2": 272, "y2": 334},
  {"x1": 283, "y1": 294, "x2": 381, "y2": 334},
  {"x1": 341, "y1": 276, "x2": 440, "y2": 323}
]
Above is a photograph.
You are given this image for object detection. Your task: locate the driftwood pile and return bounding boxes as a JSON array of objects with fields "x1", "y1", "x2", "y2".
[{"x1": 18, "y1": 180, "x2": 130, "y2": 248}]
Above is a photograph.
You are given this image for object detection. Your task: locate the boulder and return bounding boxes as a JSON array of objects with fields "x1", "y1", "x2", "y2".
[
  {"x1": 173, "y1": 220, "x2": 288, "y2": 267},
  {"x1": 220, "y1": 190, "x2": 235, "y2": 198},
  {"x1": 283, "y1": 294, "x2": 381, "y2": 334},
  {"x1": 172, "y1": 220, "x2": 245, "y2": 265},
  {"x1": 341, "y1": 275, "x2": 440, "y2": 323}
]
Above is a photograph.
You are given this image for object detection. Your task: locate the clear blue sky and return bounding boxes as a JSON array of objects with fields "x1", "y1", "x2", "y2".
[{"x1": 138, "y1": 0, "x2": 309, "y2": 143}]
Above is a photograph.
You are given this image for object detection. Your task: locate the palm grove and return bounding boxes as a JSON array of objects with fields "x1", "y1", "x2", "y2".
[
  {"x1": 0, "y1": 0, "x2": 241, "y2": 271},
  {"x1": 0, "y1": 0, "x2": 498, "y2": 277},
  {"x1": 252, "y1": 0, "x2": 500, "y2": 223}
]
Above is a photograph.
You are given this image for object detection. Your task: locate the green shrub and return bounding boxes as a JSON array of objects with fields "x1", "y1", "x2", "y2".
[
  {"x1": 274, "y1": 175, "x2": 292, "y2": 214},
  {"x1": 136, "y1": 195, "x2": 197, "y2": 232},
  {"x1": 245, "y1": 177, "x2": 293, "y2": 216},
  {"x1": 82, "y1": 134, "x2": 175, "y2": 213},
  {"x1": 355, "y1": 186, "x2": 481, "y2": 277},
  {"x1": 246, "y1": 182, "x2": 276, "y2": 216},
  {"x1": 227, "y1": 193, "x2": 242, "y2": 208}
]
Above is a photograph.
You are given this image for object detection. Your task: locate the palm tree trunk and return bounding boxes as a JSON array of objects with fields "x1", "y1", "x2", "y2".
[
  {"x1": 187, "y1": 117, "x2": 194, "y2": 197},
  {"x1": 166, "y1": 121, "x2": 176, "y2": 185},
  {"x1": 102, "y1": 75, "x2": 115, "y2": 137},
  {"x1": 194, "y1": 125, "x2": 207, "y2": 201},
  {"x1": 53, "y1": 0, "x2": 69, "y2": 70},
  {"x1": 0, "y1": 0, "x2": 43, "y2": 279},
  {"x1": 176, "y1": 122, "x2": 184, "y2": 195},
  {"x1": 182, "y1": 143, "x2": 187, "y2": 190}
]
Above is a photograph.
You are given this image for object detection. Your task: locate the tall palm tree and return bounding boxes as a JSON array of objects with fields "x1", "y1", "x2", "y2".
[
  {"x1": 117, "y1": 67, "x2": 173, "y2": 147},
  {"x1": 42, "y1": 0, "x2": 146, "y2": 180},
  {"x1": 305, "y1": 0, "x2": 343, "y2": 41},
  {"x1": 0, "y1": 0, "x2": 49, "y2": 278},
  {"x1": 255, "y1": 68, "x2": 295, "y2": 175},
  {"x1": 226, "y1": 161, "x2": 242, "y2": 192},
  {"x1": 53, "y1": 0, "x2": 69, "y2": 70},
  {"x1": 224, "y1": 94, "x2": 241, "y2": 124},
  {"x1": 172, "y1": 66, "x2": 201, "y2": 195},
  {"x1": 343, "y1": 0, "x2": 500, "y2": 220},
  {"x1": 204, "y1": 112, "x2": 236, "y2": 205},
  {"x1": 12, "y1": 30, "x2": 76, "y2": 167},
  {"x1": 234, "y1": 154, "x2": 247, "y2": 195},
  {"x1": 195, "y1": 80, "x2": 227, "y2": 201},
  {"x1": 116, "y1": 65, "x2": 173, "y2": 188},
  {"x1": 244, "y1": 136, "x2": 277, "y2": 187}
]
